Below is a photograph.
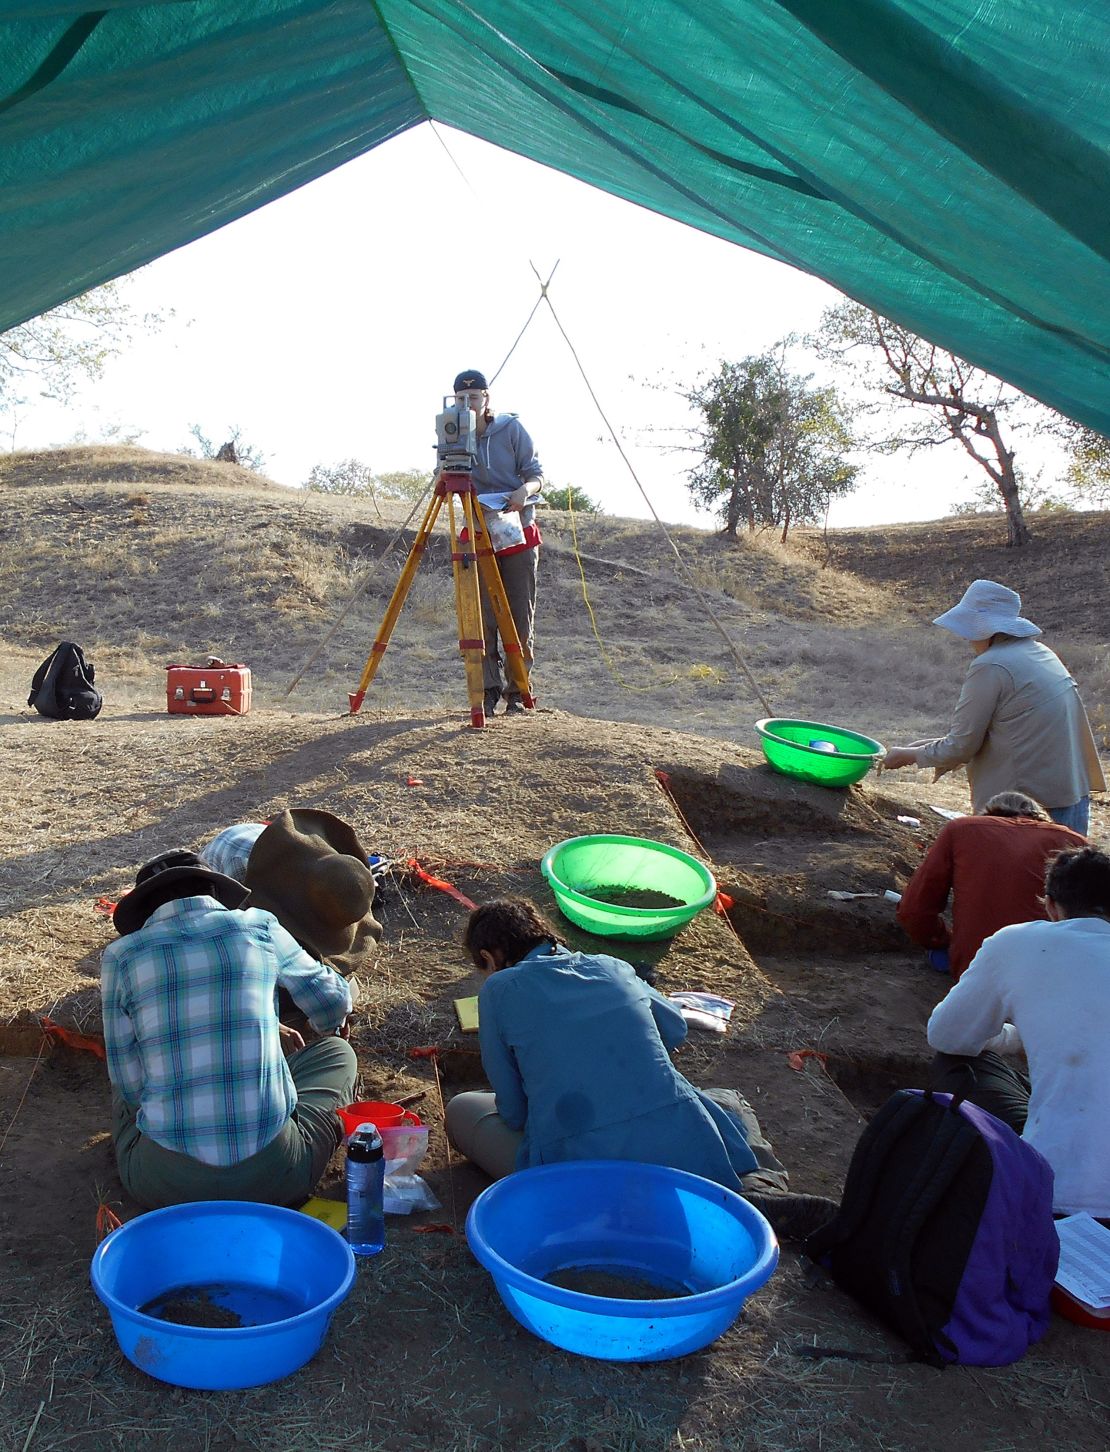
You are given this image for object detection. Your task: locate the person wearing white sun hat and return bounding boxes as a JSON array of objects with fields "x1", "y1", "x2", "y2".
[{"x1": 881, "y1": 579, "x2": 1105, "y2": 834}]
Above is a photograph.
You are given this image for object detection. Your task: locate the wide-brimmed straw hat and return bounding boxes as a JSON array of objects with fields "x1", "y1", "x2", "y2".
[
  {"x1": 114, "y1": 849, "x2": 250, "y2": 936},
  {"x1": 245, "y1": 809, "x2": 382, "y2": 976},
  {"x1": 932, "y1": 579, "x2": 1041, "y2": 641}
]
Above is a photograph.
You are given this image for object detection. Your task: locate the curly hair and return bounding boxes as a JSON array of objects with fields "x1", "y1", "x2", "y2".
[{"x1": 462, "y1": 898, "x2": 561, "y2": 968}]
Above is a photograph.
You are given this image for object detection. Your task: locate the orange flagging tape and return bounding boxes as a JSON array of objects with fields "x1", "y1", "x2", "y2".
[
  {"x1": 407, "y1": 860, "x2": 477, "y2": 910},
  {"x1": 787, "y1": 1049, "x2": 829, "y2": 1072},
  {"x1": 96, "y1": 1203, "x2": 123, "y2": 1241},
  {"x1": 40, "y1": 1017, "x2": 106, "y2": 1060},
  {"x1": 94, "y1": 897, "x2": 117, "y2": 916}
]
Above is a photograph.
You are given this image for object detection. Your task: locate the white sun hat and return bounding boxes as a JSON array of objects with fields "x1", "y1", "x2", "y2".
[{"x1": 933, "y1": 579, "x2": 1041, "y2": 640}]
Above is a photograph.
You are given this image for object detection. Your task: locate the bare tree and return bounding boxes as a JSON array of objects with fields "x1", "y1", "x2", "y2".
[
  {"x1": 1, "y1": 278, "x2": 159, "y2": 424},
  {"x1": 816, "y1": 302, "x2": 1041, "y2": 546}
]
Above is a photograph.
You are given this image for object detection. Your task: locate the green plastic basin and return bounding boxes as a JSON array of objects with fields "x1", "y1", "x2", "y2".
[
  {"x1": 754, "y1": 718, "x2": 885, "y2": 788},
  {"x1": 540, "y1": 834, "x2": 717, "y2": 941}
]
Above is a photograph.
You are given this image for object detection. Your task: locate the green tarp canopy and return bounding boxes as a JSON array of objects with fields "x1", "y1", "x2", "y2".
[{"x1": 2, "y1": 2, "x2": 1108, "y2": 432}]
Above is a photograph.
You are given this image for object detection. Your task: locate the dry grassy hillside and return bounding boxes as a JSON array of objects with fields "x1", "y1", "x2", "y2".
[
  {"x1": 3, "y1": 446, "x2": 1107, "y2": 750},
  {"x1": 804, "y1": 510, "x2": 1110, "y2": 644}
]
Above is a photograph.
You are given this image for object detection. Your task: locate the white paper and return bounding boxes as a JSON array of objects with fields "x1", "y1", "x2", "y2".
[
  {"x1": 930, "y1": 805, "x2": 966, "y2": 821},
  {"x1": 1055, "y1": 1212, "x2": 1110, "y2": 1309}
]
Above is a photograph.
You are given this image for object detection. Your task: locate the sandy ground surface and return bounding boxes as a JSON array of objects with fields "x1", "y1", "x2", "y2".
[
  {"x1": 2, "y1": 449, "x2": 1109, "y2": 1451},
  {"x1": 3, "y1": 705, "x2": 1108, "y2": 1452}
]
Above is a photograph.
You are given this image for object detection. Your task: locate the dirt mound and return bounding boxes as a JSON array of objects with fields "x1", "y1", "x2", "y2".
[
  {"x1": 0, "y1": 443, "x2": 281, "y2": 492},
  {"x1": 800, "y1": 509, "x2": 1110, "y2": 643},
  {"x1": 541, "y1": 510, "x2": 898, "y2": 625}
]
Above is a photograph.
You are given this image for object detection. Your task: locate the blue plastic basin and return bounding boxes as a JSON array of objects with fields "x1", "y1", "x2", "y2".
[
  {"x1": 90, "y1": 1202, "x2": 356, "y2": 1390},
  {"x1": 466, "y1": 1161, "x2": 778, "y2": 1361}
]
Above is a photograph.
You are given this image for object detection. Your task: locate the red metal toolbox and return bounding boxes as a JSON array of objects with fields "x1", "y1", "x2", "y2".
[{"x1": 166, "y1": 660, "x2": 252, "y2": 716}]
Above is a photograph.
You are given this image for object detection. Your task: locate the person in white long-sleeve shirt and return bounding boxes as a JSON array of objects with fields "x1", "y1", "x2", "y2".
[{"x1": 926, "y1": 846, "x2": 1110, "y2": 1216}]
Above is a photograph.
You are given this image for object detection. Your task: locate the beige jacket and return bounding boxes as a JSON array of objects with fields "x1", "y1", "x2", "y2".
[{"x1": 914, "y1": 638, "x2": 1106, "y2": 811}]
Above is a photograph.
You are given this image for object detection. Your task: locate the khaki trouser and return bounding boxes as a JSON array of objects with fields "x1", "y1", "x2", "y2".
[
  {"x1": 481, "y1": 547, "x2": 538, "y2": 698},
  {"x1": 112, "y1": 1037, "x2": 357, "y2": 1209},
  {"x1": 445, "y1": 1086, "x2": 789, "y2": 1192}
]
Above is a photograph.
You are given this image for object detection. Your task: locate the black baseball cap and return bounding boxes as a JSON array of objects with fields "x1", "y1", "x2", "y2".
[{"x1": 453, "y1": 370, "x2": 488, "y2": 392}]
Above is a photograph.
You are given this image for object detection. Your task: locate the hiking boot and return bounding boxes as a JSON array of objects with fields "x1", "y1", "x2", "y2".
[
  {"x1": 483, "y1": 688, "x2": 501, "y2": 717},
  {"x1": 504, "y1": 695, "x2": 528, "y2": 715},
  {"x1": 742, "y1": 1191, "x2": 839, "y2": 1242}
]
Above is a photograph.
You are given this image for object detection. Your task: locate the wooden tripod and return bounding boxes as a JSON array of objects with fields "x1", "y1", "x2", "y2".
[{"x1": 348, "y1": 468, "x2": 535, "y2": 727}]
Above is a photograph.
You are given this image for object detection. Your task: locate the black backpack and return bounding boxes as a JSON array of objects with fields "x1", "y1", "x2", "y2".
[
  {"x1": 803, "y1": 1088, "x2": 1058, "y2": 1367},
  {"x1": 28, "y1": 642, "x2": 103, "y2": 720}
]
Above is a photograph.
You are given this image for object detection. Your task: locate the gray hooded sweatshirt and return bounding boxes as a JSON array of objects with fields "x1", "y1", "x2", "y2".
[{"x1": 473, "y1": 413, "x2": 543, "y2": 553}]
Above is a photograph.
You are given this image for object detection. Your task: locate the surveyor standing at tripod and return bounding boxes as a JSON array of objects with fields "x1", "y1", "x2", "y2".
[{"x1": 453, "y1": 369, "x2": 544, "y2": 716}]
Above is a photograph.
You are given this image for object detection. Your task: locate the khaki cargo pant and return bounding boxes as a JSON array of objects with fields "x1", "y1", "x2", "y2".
[{"x1": 111, "y1": 1037, "x2": 357, "y2": 1209}]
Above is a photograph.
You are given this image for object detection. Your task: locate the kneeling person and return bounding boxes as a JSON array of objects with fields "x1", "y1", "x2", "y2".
[
  {"x1": 927, "y1": 846, "x2": 1110, "y2": 1217},
  {"x1": 102, "y1": 850, "x2": 356, "y2": 1210},
  {"x1": 445, "y1": 899, "x2": 835, "y2": 1239},
  {"x1": 897, "y1": 790, "x2": 1085, "y2": 977}
]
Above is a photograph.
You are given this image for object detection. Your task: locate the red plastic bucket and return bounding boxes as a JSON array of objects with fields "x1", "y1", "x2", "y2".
[
  {"x1": 337, "y1": 1100, "x2": 421, "y2": 1139},
  {"x1": 1051, "y1": 1284, "x2": 1110, "y2": 1330}
]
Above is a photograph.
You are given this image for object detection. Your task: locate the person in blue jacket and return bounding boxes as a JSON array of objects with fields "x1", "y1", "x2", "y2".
[
  {"x1": 445, "y1": 898, "x2": 837, "y2": 1239},
  {"x1": 453, "y1": 369, "x2": 544, "y2": 716}
]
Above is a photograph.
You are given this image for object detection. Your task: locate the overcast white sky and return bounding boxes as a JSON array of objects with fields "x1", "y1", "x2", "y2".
[{"x1": 7, "y1": 123, "x2": 1040, "y2": 528}]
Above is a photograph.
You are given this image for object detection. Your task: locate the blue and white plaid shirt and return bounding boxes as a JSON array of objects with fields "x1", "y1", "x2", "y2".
[
  {"x1": 200, "y1": 822, "x2": 265, "y2": 883},
  {"x1": 101, "y1": 896, "x2": 352, "y2": 1167}
]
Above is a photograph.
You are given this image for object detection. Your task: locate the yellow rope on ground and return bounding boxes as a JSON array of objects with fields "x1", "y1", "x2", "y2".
[{"x1": 566, "y1": 489, "x2": 677, "y2": 692}]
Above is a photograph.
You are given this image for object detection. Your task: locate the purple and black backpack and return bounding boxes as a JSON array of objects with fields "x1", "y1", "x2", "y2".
[{"x1": 804, "y1": 1088, "x2": 1058, "y2": 1367}]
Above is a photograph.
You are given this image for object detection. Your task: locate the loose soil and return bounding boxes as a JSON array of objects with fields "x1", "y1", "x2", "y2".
[
  {"x1": 545, "y1": 1270, "x2": 691, "y2": 1301},
  {"x1": 577, "y1": 887, "x2": 687, "y2": 911},
  {"x1": 1, "y1": 449, "x2": 1108, "y2": 1452},
  {"x1": 140, "y1": 1290, "x2": 245, "y2": 1330}
]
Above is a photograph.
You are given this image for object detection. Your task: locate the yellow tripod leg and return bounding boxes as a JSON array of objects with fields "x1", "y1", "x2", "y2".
[
  {"x1": 348, "y1": 486, "x2": 443, "y2": 712},
  {"x1": 473, "y1": 504, "x2": 535, "y2": 708},
  {"x1": 454, "y1": 489, "x2": 493, "y2": 728}
]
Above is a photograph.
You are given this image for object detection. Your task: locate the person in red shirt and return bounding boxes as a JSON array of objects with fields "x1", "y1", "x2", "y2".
[{"x1": 897, "y1": 791, "x2": 1086, "y2": 978}]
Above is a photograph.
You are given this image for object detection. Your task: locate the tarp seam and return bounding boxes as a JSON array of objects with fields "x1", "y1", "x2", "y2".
[{"x1": 0, "y1": 9, "x2": 107, "y2": 116}]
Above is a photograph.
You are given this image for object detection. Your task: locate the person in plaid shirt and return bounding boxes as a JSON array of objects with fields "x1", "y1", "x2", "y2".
[{"x1": 102, "y1": 849, "x2": 356, "y2": 1209}]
